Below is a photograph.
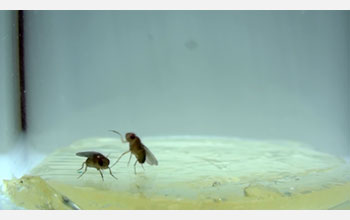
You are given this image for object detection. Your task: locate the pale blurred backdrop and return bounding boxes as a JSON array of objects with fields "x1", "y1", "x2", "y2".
[{"x1": 1, "y1": 10, "x2": 349, "y2": 157}]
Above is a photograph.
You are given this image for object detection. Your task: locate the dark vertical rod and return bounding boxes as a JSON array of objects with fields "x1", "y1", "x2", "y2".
[{"x1": 18, "y1": 10, "x2": 27, "y2": 131}]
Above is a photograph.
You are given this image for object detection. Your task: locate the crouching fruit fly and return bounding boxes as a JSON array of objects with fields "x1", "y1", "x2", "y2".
[{"x1": 76, "y1": 151, "x2": 118, "y2": 181}]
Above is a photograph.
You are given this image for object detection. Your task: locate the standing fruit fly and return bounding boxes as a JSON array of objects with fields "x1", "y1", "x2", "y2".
[
  {"x1": 109, "y1": 130, "x2": 158, "y2": 174},
  {"x1": 76, "y1": 151, "x2": 118, "y2": 181}
]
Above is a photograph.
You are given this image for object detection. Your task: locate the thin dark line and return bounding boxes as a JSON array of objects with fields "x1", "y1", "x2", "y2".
[{"x1": 18, "y1": 10, "x2": 27, "y2": 131}]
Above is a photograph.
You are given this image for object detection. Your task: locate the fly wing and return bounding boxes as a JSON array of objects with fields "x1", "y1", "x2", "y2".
[
  {"x1": 76, "y1": 151, "x2": 100, "y2": 158},
  {"x1": 143, "y1": 144, "x2": 158, "y2": 166}
]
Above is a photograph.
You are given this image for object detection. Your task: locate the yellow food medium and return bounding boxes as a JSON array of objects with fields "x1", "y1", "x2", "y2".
[
  {"x1": 3, "y1": 137, "x2": 350, "y2": 209},
  {"x1": 3, "y1": 175, "x2": 80, "y2": 210}
]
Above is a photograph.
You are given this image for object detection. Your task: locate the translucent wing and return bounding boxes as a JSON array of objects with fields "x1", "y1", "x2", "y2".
[
  {"x1": 143, "y1": 144, "x2": 158, "y2": 166},
  {"x1": 76, "y1": 151, "x2": 101, "y2": 158}
]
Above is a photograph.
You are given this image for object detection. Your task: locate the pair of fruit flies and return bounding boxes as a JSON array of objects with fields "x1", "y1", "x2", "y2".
[
  {"x1": 76, "y1": 131, "x2": 158, "y2": 180},
  {"x1": 109, "y1": 130, "x2": 158, "y2": 174},
  {"x1": 76, "y1": 151, "x2": 118, "y2": 181}
]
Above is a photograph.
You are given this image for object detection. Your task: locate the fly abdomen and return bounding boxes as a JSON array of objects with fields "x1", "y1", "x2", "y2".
[{"x1": 136, "y1": 148, "x2": 146, "y2": 164}]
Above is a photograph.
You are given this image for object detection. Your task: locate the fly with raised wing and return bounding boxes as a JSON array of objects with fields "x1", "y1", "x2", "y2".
[{"x1": 109, "y1": 130, "x2": 158, "y2": 174}]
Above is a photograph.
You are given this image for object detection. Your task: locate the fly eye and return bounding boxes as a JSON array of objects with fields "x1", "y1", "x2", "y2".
[
  {"x1": 98, "y1": 159, "x2": 104, "y2": 166},
  {"x1": 130, "y1": 134, "x2": 135, "y2": 139}
]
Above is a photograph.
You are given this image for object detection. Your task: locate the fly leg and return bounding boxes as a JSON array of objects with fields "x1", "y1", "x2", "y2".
[
  {"x1": 77, "y1": 163, "x2": 87, "y2": 179},
  {"x1": 111, "y1": 150, "x2": 130, "y2": 168},
  {"x1": 77, "y1": 161, "x2": 86, "y2": 171},
  {"x1": 98, "y1": 169, "x2": 104, "y2": 181},
  {"x1": 109, "y1": 130, "x2": 127, "y2": 143},
  {"x1": 127, "y1": 153, "x2": 132, "y2": 167},
  {"x1": 108, "y1": 167, "x2": 118, "y2": 180},
  {"x1": 134, "y1": 160, "x2": 138, "y2": 175},
  {"x1": 141, "y1": 163, "x2": 145, "y2": 171}
]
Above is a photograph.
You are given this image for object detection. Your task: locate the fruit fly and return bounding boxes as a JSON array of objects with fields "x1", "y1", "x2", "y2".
[
  {"x1": 109, "y1": 130, "x2": 158, "y2": 174},
  {"x1": 76, "y1": 151, "x2": 118, "y2": 181}
]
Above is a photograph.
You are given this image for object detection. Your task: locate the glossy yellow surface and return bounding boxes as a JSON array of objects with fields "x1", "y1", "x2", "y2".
[{"x1": 3, "y1": 137, "x2": 350, "y2": 209}]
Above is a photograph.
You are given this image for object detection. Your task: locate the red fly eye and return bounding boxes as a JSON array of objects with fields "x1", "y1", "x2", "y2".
[{"x1": 130, "y1": 134, "x2": 135, "y2": 139}]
